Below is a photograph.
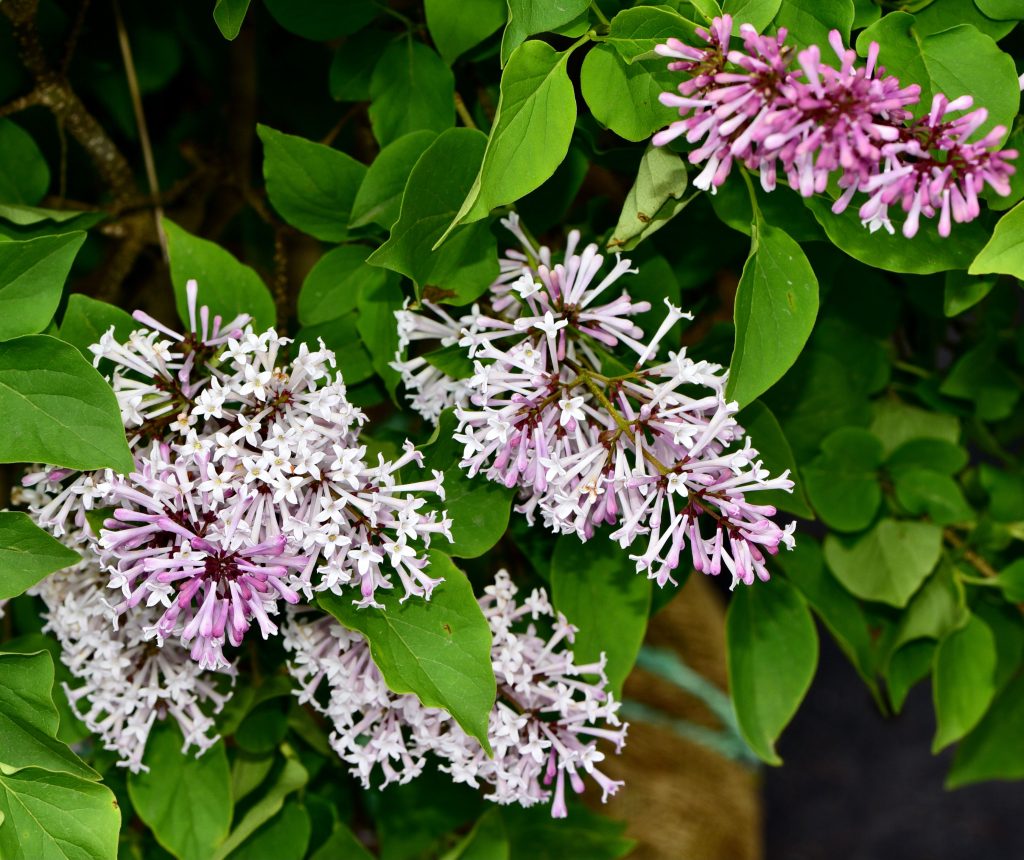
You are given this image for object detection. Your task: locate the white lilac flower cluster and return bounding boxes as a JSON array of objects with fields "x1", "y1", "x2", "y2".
[
  {"x1": 282, "y1": 570, "x2": 626, "y2": 818},
  {"x1": 394, "y1": 215, "x2": 797, "y2": 589}
]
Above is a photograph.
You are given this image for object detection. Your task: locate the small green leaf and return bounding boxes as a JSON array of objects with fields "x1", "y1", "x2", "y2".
[
  {"x1": 350, "y1": 130, "x2": 438, "y2": 229},
  {"x1": 0, "y1": 120, "x2": 49, "y2": 205},
  {"x1": 164, "y1": 218, "x2": 276, "y2": 331},
  {"x1": 933, "y1": 613, "x2": 998, "y2": 751},
  {"x1": 213, "y1": 0, "x2": 251, "y2": 40},
  {"x1": 736, "y1": 400, "x2": 813, "y2": 518},
  {"x1": 608, "y1": 144, "x2": 691, "y2": 251},
  {"x1": 319, "y1": 550, "x2": 496, "y2": 751},
  {"x1": 887, "y1": 640, "x2": 935, "y2": 714},
  {"x1": 426, "y1": 0, "x2": 506, "y2": 65},
  {"x1": 726, "y1": 577, "x2": 819, "y2": 765},
  {"x1": 298, "y1": 245, "x2": 385, "y2": 327},
  {"x1": 886, "y1": 438, "x2": 968, "y2": 476},
  {"x1": 310, "y1": 823, "x2": 374, "y2": 860},
  {"x1": 943, "y1": 271, "x2": 996, "y2": 317},
  {"x1": 969, "y1": 200, "x2": 1024, "y2": 280},
  {"x1": 0, "y1": 335, "x2": 133, "y2": 473},
  {"x1": 0, "y1": 512, "x2": 79, "y2": 600},
  {"x1": 501, "y1": 0, "x2": 590, "y2": 64},
  {"x1": 802, "y1": 427, "x2": 884, "y2": 532},
  {"x1": 581, "y1": 46, "x2": 677, "y2": 142},
  {"x1": 726, "y1": 216, "x2": 819, "y2": 407},
  {"x1": 869, "y1": 399, "x2": 960, "y2": 457},
  {"x1": 0, "y1": 232, "x2": 85, "y2": 340},
  {"x1": 947, "y1": 674, "x2": 1024, "y2": 788},
  {"x1": 57, "y1": 294, "x2": 136, "y2": 360},
  {"x1": 894, "y1": 469, "x2": 972, "y2": 525},
  {"x1": 368, "y1": 39, "x2": 455, "y2": 147},
  {"x1": 824, "y1": 519, "x2": 942, "y2": 607},
  {"x1": 258, "y1": 124, "x2": 366, "y2": 242},
  {"x1": 128, "y1": 726, "x2": 233, "y2": 860},
  {"x1": 550, "y1": 536, "x2": 652, "y2": 698},
  {"x1": 940, "y1": 342, "x2": 1020, "y2": 421},
  {"x1": 368, "y1": 128, "x2": 498, "y2": 304}
]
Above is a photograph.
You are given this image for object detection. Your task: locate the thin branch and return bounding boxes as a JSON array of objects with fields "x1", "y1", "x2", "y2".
[
  {"x1": 944, "y1": 528, "x2": 998, "y2": 579},
  {"x1": 454, "y1": 91, "x2": 477, "y2": 130},
  {"x1": 61, "y1": 0, "x2": 92, "y2": 76},
  {"x1": 0, "y1": 90, "x2": 42, "y2": 118}
]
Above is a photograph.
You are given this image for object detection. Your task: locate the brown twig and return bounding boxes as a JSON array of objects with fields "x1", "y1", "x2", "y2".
[{"x1": 943, "y1": 528, "x2": 999, "y2": 579}]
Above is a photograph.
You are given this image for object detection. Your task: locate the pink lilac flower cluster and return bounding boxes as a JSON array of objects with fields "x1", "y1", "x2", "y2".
[
  {"x1": 282, "y1": 570, "x2": 626, "y2": 818},
  {"x1": 25, "y1": 281, "x2": 451, "y2": 676},
  {"x1": 653, "y1": 16, "x2": 1018, "y2": 237},
  {"x1": 395, "y1": 216, "x2": 796, "y2": 589}
]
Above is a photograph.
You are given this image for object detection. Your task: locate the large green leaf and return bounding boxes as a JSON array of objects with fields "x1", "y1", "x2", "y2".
[
  {"x1": 0, "y1": 512, "x2": 80, "y2": 600},
  {"x1": 164, "y1": 218, "x2": 276, "y2": 331},
  {"x1": 57, "y1": 294, "x2": 136, "y2": 360},
  {"x1": 933, "y1": 613, "x2": 998, "y2": 752},
  {"x1": 580, "y1": 46, "x2": 677, "y2": 142},
  {"x1": 773, "y1": 0, "x2": 854, "y2": 49},
  {"x1": 0, "y1": 120, "x2": 49, "y2": 205},
  {"x1": 823, "y1": 519, "x2": 942, "y2": 607},
  {"x1": 297, "y1": 245, "x2": 386, "y2": 327},
  {"x1": 368, "y1": 39, "x2": 455, "y2": 147},
  {"x1": 969, "y1": 201, "x2": 1024, "y2": 280},
  {"x1": 726, "y1": 577, "x2": 819, "y2": 765},
  {"x1": 501, "y1": 0, "x2": 590, "y2": 64},
  {"x1": 319, "y1": 550, "x2": 496, "y2": 752},
  {"x1": 550, "y1": 536, "x2": 651, "y2": 698},
  {"x1": 350, "y1": 130, "x2": 438, "y2": 229},
  {"x1": 128, "y1": 727, "x2": 233, "y2": 860},
  {"x1": 0, "y1": 767, "x2": 120, "y2": 860},
  {"x1": 425, "y1": 0, "x2": 506, "y2": 65},
  {"x1": 723, "y1": 0, "x2": 781, "y2": 32},
  {"x1": 726, "y1": 215, "x2": 819, "y2": 407},
  {"x1": 0, "y1": 233, "x2": 85, "y2": 341},
  {"x1": 604, "y1": 6, "x2": 698, "y2": 63},
  {"x1": 0, "y1": 335, "x2": 133, "y2": 473},
  {"x1": 444, "y1": 40, "x2": 579, "y2": 235},
  {"x1": 367, "y1": 128, "x2": 498, "y2": 304},
  {"x1": 225, "y1": 802, "x2": 310, "y2": 860},
  {"x1": 213, "y1": 0, "x2": 251, "y2": 39},
  {"x1": 947, "y1": 674, "x2": 1024, "y2": 788},
  {"x1": 802, "y1": 427, "x2": 883, "y2": 532},
  {"x1": 258, "y1": 124, "x2": 366, "y2": 242}
]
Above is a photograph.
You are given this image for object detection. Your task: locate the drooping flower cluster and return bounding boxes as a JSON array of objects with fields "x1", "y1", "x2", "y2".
[
  {"x1": 395, "y1": 216, "x2": 796, "y2": 589},
  {"x1": 653, "y1": 16, "x2": 1018, "y2": 237},
  {"x1": 26, "y1": 281, "x2": 451, "y2": 674},
  {"x1": 283, "y1": 570, "x2": 626, "y2": 817}
]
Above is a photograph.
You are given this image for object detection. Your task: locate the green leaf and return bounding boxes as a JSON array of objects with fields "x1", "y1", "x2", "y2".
[
  {"x1": 225, "y1": 802, "x2": 311, "y2": 860},
  {"x1": 368, "y1": 39, "x2": 455, "y2": 147},
  {"x1": 947, "y1": 674, "x2": 1024, "y2": 788},
  {"x1": 857, "y1": 15, "x2": 1020, "y2": 140},
  {"x1": 367, "y1": 128, "x2": 498, "y2": 305},
  {"x1": 803, "y1": 195, "x2": 989, "y2": 273},
  {"x1": 329, "y1": 30, "x2": 394, "y2": 102},
  {"x1": 442, "y1": 809, "x2": 509, "y2": 860},
  {"x1": 501, "y1": 0, "x2": 590, "y2": 64},
  {"x1": 211, "y1": 757, "x2": 308, "y2": 860},
  {"x1": 257, "y1": 124, "x2": 366, "y2": 242},
  {"x1": 993, "y1": 559, "x2": 1024, "y2": 602},
  {"x1": 422, "y1": 343, "x2": 475, "y2": 379},
  {"x1": 0, "y1": 204, "x2": 100, "y2": 228},
  {"x1": 319, "y1": 550, "x2": 496, "y2": 751},
  {"x1": 802, "y1": 427, "x2": 883, "y2": 532},
  {"x1": 0, "y1": 767, "x2": 120, "y2": 860},
  {"x1": 298, "y1": 245, "x2": 385, "y2": 326},
  {"x1": 444, "y1": 40, "x2": 579, "y2": 235},
  {"x1": 886, "y1": 438, "x2": 968, "y2": 476},
  {"x1": 608, "y1": 145, "x2": 691, "y2": 251},
  {"x1": 501, "y1": 804, "x2": 634, "y2": 860},
  {"x1": 350, "y1": 130, "x2": 438, "y2": 229},
  {"x1": 164, "y1": 218, "x2": 276, "y2": 331},
  {"x1": 0, "y1": 120, "x2": 49, "y2": 205},
  {"x1": 263, "y1": 0, "x2": 377, "y2": 40},
  {"x1": 581, "y1": 46, "x2": 677, "y2": 143},
  {"x1": 915, "y1": 0, "x2": 1015, "y2": 39},
  {"x1": 979, "y1": 464, "x2": 1024, "y2": 522},
  {"x1": 128, "y1": 727, "x2": 233, "y2": 860},
  {"x1": 0, "y1": 650, "x2": 98, "y2": 781},
  {"x1": 213, "y1": 0, "x2": 251, "y2": 40},
  {"x1": 823, "y1": 519, "x2": 942, "y2": 607},
  {"x1": 0, "y1": 512, "x2": 79, "y2": 600},
  {"x1": 933, "y1": 613, "x2": 998, "y2": 751},
  {"x1": 726, "y1": 216, "x2": 819, "y2": 407},
  {"x1": 887, "y1": 639, "x2": 935, "y2": 714},
  {"x1": 726, "y1": 577, "x2": 818, "y2": 765},
  {"x1": 975, "y1": 0, "x2": 1024, "y2": 18},
  {"x1": 736, "y1": 400, "x2": 813, "y2": 518},
  {"x1": 723, "y1": 0, "x2": 782, "y2": 32},
  {"x1": 310, "y1": 823, "x2": 374, "y2": 860},
  {"x1": 604, "y1": 6, "x2": 698, "y2": 63},
  {"x1": 940, "y1": 342, "x2": 1019, "y2": 421},
  {"x1": 57, "y1": 294, "x2": 136, "y2": 360},
  {"x1": 894, "y1": 468, "x2": 972, "y2": 525},
  {"x1": 943, "y1": 271, "x2": 996, "y2": 317},
  {"x1": 869, "y1": 399, "x2": 960, "y2": 457},
  {"x1": 425, "y1": 0, "x2": 507, "y2": 65},
  {"x1": 294, "y1": 315, "x2": 374, "y2": 385},
  {"x1": 419, "y1": 410, "x2": 514, "y2": 557},
  {"x1": 356, "y1": 269, "x2": 405, "y2": 398},
  {"x1": 0, "y1": 335, "x2": 133, "y2": 473},
  {"x1": 773, "y1": 0, "x2": 854, "y2": 49},
  {"x1": 550, "y1": 536, "x2": 652, "y2": 698},
  {"x1": 884, "y1": 562, "x2": 963, "y2": 657},
  {"x1": 0, "y1": 233, "x2": 85, "y2": 340},
  {"x1": 969, "y1": 200, "x2": 1024, "y2": 280}
]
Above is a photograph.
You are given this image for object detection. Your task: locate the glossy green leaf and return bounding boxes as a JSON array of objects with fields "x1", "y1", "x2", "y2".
[
  {"x1": 426, "y1": 0, "x2": 506, "y2": 65},
  {"x1": 948, "y1": 674, "x2": 1024, "y2": 788},
  {"x1": 550, "y1": 536, "x2": 652, "y2": 697},
  {"x1": 320, "y1": 550, "x2": 496, "y2": 751},
  {"x1": 368, "y1": 39, "x2": 455, "y2": 147},
  {"x1": 726, "y1": 577, "x2": 818, "y2": 764},
  {"x1": 57, "y1": 294, "x2": 136, "y2": 360},
  {"x1": 128, "y1": 727, "x2": 233, "y2": 860},
  {"x1": 0, "y1": 512, "x2": 79, "y2": 600},
  {"x1": 213, "y1": 0, "x2": 251, "y2": 40},
  {"x1": 824, "y1": 519, "x2": 942, "y2": 607},
  {"x1": 501, "y1": 0, "x2": 590, "y2": 64},
  {"x1": 445, "y1": 40, "x2": 578, "y2": 234},
  {"x1": 368, "y1": 128, "x2": 498, "y2": 304},
  {"x1": 736, "y1": 400, "x2": 813, "y2": 518},
  {"x1": 802, "y1": 427, "x2": 883, "y2": 532},
  {"x1": 609, "y1": 145, "x2": 691, "y2": 251},
  {"x1": 933, "y1": 613, "x2": 998, "y2": 751},
  {"x1": 604, "y1": 6, "x2": 698, "y2": 63},
  {"x1": 164, "y1": 218, "x2": 276, "y2": 331},
  {"x1": 298, "y1": 245, "x2": 384, "y2": 326},
  {"x1": 723, "y1": 0, "x2": 781, "y2": 32},
  {"x1": 726, "y1": 216, "x2": 819, "y2": 407},
  {"x1": 0, "y1": 335, "x2": 133, "y2": 473},
  {"x1": 969, "y1": 200, "x2": 1024, "y2": 280},
  {"x1": 0, "y1": 120, "x2": 49, "y2": 205},
  {"x1": 581, "y1": 46, "x2": 676, "y2": 143},
  {"x1": 0, "y1": 233, "x2": 85, "y2": 340},
  {"x1": 773, "y1": 0, "x2": 854, "y2": 49},
  {"x1": 258, "y1": 124, "x2": 366, "y2": 242},
  {"x1": 350, "y1": 130, "x2": 438, "y2": 229}
]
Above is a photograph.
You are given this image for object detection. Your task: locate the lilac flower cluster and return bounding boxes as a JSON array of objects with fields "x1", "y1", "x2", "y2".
[
  {"x1": 653, "y1": 16, "x2": 1018, "y2": 237},
  {"x1": 395, "y1": 216, "x2": 796, "y2": 589},
  {"x1": 283, "y1": 570, "x2": 626, "y2": 817}
]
